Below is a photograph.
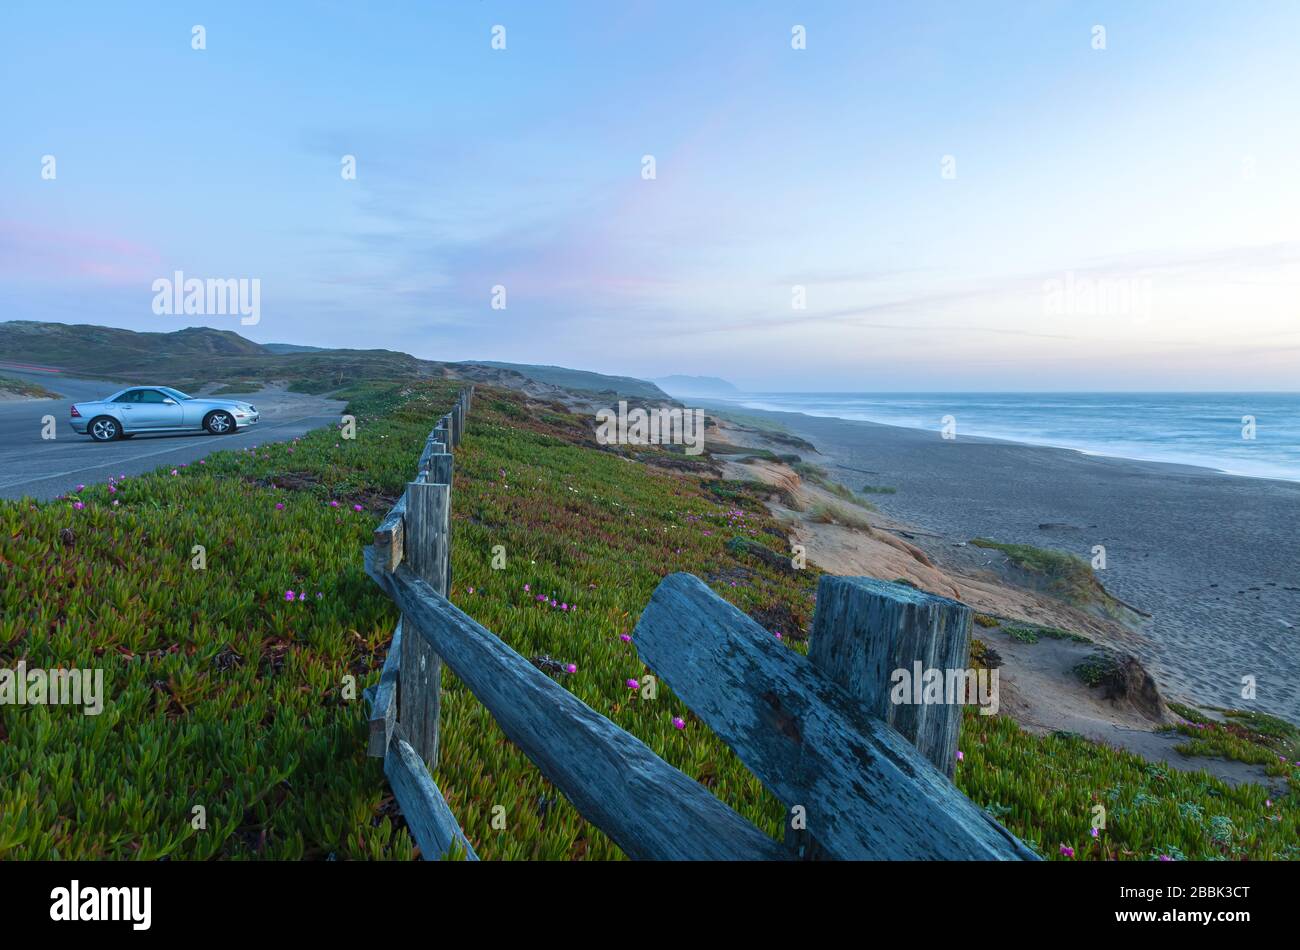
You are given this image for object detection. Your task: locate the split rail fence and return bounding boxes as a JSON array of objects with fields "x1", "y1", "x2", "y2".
[{"x1": 363, "y1": 386, "x2": 1038, "y2": 860}]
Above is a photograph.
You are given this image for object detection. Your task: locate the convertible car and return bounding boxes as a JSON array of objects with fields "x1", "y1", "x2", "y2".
[{"x1": 69, "y1": 386, "x2": 260, "y2": 442}]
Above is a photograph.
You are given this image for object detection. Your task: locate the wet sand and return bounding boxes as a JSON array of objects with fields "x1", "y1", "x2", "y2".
[{"x1": 703, "y1": 401, "x2": 1300, "y2": 723}]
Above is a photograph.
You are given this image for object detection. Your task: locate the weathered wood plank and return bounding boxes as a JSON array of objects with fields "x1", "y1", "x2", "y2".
[
  {"x1": 384, "y1": 725, "x2": 479, "y2": 860},
  {"x1": 373, "y1": 491, "x2": 407, "y2": 573},
  {"x1": 364, "y1": 548, "x2": 786, "y2": 860},
  {"x1": 810, "y1": 575, "x2": 972, "y2": 779},
  {"x1": 444, "y1": 410, "x2": 457, "y2": 449},
  {"x1": 632, "y1": 573, "x2": 1038, "y2": 861},
  {"x1": 416, "y1": 439, "x2": 447, "y2": 482},
  {"x1": 416, "y1": 440, "x2": 435, "y2": 474},
  {"x1": 367, "y1": 619, "x2": 403, "y2": 757},
  {"x1": 421, "y1": 452, "x2": 453, "y2": 593},
  {"x1": 424, "y1": 449, "x2": 451, "y2": 486},
  {"x1": 399, "y1": 481, "x2": 449, "y2": 771}
]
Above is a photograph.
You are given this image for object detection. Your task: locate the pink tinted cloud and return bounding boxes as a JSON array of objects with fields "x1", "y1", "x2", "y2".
[{"x1": 0, "y1": 220, "x2": 162, "y2": 285}]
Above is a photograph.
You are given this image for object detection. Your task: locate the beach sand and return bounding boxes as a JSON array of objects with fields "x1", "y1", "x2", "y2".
[{"x1": 702, "y1": 401, "x2": 1300, "y2": 724}]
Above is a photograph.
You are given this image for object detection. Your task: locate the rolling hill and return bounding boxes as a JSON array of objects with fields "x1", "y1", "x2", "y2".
[{"x1": 0, "y1": 321, "x2": 673, "y2": 400}]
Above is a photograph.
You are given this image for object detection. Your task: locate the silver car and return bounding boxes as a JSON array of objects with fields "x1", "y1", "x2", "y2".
[{"x1": 70, "y1": 386, "x2": 260, "y2": 442}]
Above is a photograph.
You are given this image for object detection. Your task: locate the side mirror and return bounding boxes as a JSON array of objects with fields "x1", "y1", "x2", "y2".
[{"x1": 162, "y1": 398, "x2": 177, "y2": 405}]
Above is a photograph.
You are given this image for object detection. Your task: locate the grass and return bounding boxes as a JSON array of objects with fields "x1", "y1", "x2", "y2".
[
  {"x1": 808, "y1": 501, "x2": 874, "y2": 531},
  {"x1": 959, "y1": 711, "x2": 1299, "y2": 860},
  {"x1": 860, "y1": 484, "x2": 897, "y2": 494},
  {"x1": 1162, "y1": 704, "x2": 1300, "y2": 778},
  {"x1": 3, "y1": 379, "x2": 1297, "y2": 860},
  {"x1": 0, "y1": 375, "x2": 62, "y2": 399},
  {"x1": 1001, "y1": 623, "x2": 1091, "y2": 645},
  {"x1": 793, "y1": 462, "x2": 877, "y2": 509},
  {"x1": 970, "y1": 538, "x2": 1104, "y2": 604}
]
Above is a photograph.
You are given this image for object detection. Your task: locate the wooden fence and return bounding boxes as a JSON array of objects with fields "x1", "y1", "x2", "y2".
[{"x1": 363, "y1": 386, "x2": 1039, "y2": 861}]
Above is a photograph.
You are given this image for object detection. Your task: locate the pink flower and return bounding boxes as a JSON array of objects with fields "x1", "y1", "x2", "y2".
[
  {"x1": 956, "y1": 750, "x2": 964, "y2": 762},
  {"x1": 275, "y1": 503, "x2": 285, "y2": 510},
  {"x1": 285, "y1": 591, "x2": 296, "y2": 602},
  {"x1": 316, "y1": 592, "x2": 323, "y2": 599},
  {"x1": 353, "y1": 504, "x2": 363, "y2": 512},
  {"x1": 1266, "y1": 799, "x2": 1273, "y2": 808},
  {"x1": 108, "y1": 486, "x2": 116, "y2": 494},
  {"x1": 1090, "y1": 827, "x2": 1099, "y2": 839},
  {"x1": 524, "y1": 584, "x2": 530, "y2": 592},
  {"x1": 672, "y1": 717, "x2": 686, "y2": 730},
  {"x1": 72, "y1": 501, "x2": 84, "y2": 510},
  {"x1": 1158, "y1": 854, "x2": 1172, "y2": 862},
  {"x1": 565, "y1": 663, "x2": 577, "y2": 674},
  {"x1": 626, "y1": 679, "x2": 639, "y2": 690},
  {"x1": 1059, "y1": 845, "x2": 1074, "y2": 858},
  {"x1": 75, "y1": 484, "x2": 84, "y2": 492},
  {"x1": 774, "y1": 631, "x2": 783, "y2": 639},
  {"x1": 620, "y1": 634, "x2": 632, "y2": 643},
  {"x1": 112, "y1": 500, "x2": 119, "y2": 506},
  {"x1": 560, "y1": 603, "x2": 569, "y2": 611},
  {"x1": 199, "y1": 459, "x2": 205, "y2": 464},
  {"x1": 329, "y1": 500, "x2": 340, "y2": 508},
  {"x1": 170, "y1": 469, "x2": 178, "y2": 476},
  {"x1": 468, "y1": 587, "x2": 475, "y2": 594}
]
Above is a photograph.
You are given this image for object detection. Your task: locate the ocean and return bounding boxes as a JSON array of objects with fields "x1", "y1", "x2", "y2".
[{"x1": 729, "y1": 392, "x2": 1300, "y2": 483}]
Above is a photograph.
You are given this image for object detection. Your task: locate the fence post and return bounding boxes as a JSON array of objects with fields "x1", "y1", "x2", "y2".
[
  {"x1": 426, "y1": 451, "x2": 453, "y2": 593},
  {"x1": 400, "y1": 477, "x2": 452, "y2": 770},
  {"x1": 809, "y1": 575, "x2": 972, "y2": 777},
  {"x1": 785, "y1": 576, "x2": 971, "y2": 858},
  {"x1": 444, "y1": 411, "x2": 457, "y2": 451}
]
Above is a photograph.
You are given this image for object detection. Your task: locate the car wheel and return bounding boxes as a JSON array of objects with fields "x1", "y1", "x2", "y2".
[
  {"x1": 205, "y1": 411, "x2": 235, "y2": 435},
  {"x1": 89, "y1": 417, "x2": 121, "y2": 442}
]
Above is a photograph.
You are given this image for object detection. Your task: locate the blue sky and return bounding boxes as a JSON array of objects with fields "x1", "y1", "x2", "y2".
[{"x1": 3, "y1": 1, "x2": 1299, "y2": 390}]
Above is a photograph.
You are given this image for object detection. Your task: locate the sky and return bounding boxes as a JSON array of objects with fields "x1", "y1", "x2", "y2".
[{"x1": 3, "y1": 1, "x2": 1300, "y2": 391}]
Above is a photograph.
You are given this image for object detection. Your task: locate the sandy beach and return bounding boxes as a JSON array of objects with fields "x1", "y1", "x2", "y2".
[{"x1": 702, "y1": 401, "x2": 1300, "y2": 724}]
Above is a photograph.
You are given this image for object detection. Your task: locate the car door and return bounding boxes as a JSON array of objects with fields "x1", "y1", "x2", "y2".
[
  {"x1": 111, "y1": 388, "x2": 146, "y2": 430},
  {"x1": 129, "y1": 389, "x2": 185, "y2": 429}
]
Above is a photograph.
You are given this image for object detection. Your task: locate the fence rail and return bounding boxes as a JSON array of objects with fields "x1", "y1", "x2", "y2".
[{"x1": 362, "y1": 386, "x2": 1038, "y2": 861}]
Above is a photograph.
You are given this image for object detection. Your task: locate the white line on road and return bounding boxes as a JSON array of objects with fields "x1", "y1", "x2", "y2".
[{"x1": 0, "y1": 414, "x2": 333, "y2": 490}]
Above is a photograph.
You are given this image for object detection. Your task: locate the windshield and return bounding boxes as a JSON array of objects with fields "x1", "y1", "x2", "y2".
[{"x1": 159, "y1": 387, "x2": 193, "y2": 401}]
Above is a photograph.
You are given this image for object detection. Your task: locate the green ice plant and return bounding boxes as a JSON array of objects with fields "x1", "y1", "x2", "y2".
[{"x1": 2, "y1": 379, "x2": 1296, "y2": 859}]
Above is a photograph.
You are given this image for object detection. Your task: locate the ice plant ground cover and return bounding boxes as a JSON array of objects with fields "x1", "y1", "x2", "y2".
[{"x1": 1, "y1": 380, "x2": 1296, "y2": 859}]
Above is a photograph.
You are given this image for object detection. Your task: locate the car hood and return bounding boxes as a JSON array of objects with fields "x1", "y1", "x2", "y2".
[{"x1": 187, "y1": 398, "x2": 256, "y2": 412}]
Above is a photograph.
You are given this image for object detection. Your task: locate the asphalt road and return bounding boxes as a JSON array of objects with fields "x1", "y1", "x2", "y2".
[{"x1": 0, "y1": 371, "x2": 347, "y2": 501}]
